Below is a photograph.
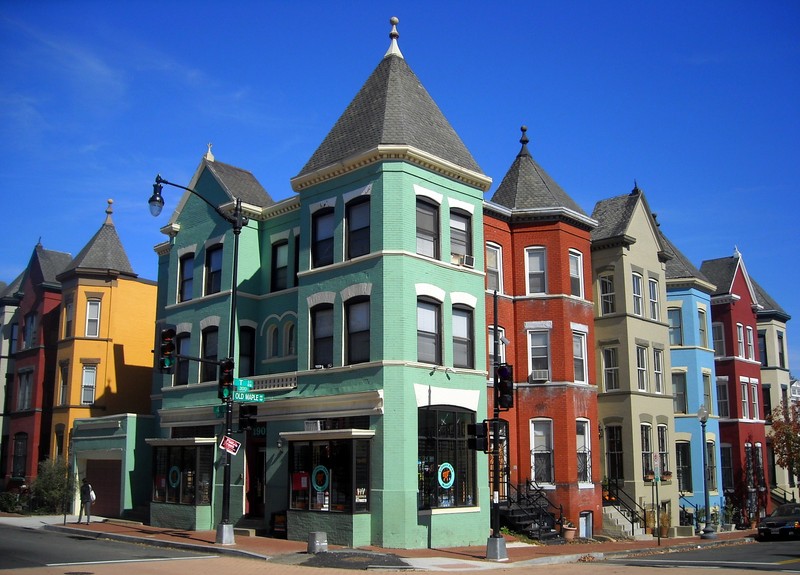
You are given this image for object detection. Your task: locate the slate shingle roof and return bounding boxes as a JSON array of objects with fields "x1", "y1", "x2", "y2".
[
  {"x1": 36, "y1": 244, "x2": 72, "y2": 286},
  {"x1": 752, "y1": 277, "x2": 790, "y2": 320},
  {"x1": 660, "y1": 231, "x2": 711, "y2": 284},
  {"x1": 590, "y1": 192, "x2": 640, "y2": 241},
  {"x1": 59, "y1": 202, "x2": 135, "y2": 279},
  {"x1": 205, "y1": 159, "x2": 274, "y2": 208},
  {"x1": 699, "y1": 256, "x2": 738, "y2": 297},
  {"x1": 296, "y1": 42, "x2": 482, "y2": 179},
  {"x1": 0, "y1": 271, "x2": 23, "y2": 302},
  {"x1": 491, "y1": 127, "x2": 586, "y2": 215}
]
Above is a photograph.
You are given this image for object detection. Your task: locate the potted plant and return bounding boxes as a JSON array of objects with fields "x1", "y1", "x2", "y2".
[
  {"x1": 659, "y1": 510, "x2": 671, "y2": 537},
  {"x1": 561, "y1": 519, "x2": 577, "y2": 541},
  {"x1": 660, "y1": 470, "x2": 673, "y2": 481},
  {"x1": 644, "y1": 470, "x2": 655, "y2": 482},
  {"x1": 645, "y1": 509, "x2": 656, "y2": 534}
]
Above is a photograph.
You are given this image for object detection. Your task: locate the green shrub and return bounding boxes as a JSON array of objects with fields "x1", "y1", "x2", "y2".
[
  {"x1": 28, "y1": 458, "x2": 74, "y2": 514},
  {"x1": 0, "y1": 491, "x2": 22, "y2": 513}
]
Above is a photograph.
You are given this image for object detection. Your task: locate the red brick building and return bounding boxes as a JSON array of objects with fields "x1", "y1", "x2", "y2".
[
  {"x1": 483, "y1": 128, "x2": 601, "y2": 536},
  {"x1": 700, "y1": 249, "x2": 770, "y2": 523}
]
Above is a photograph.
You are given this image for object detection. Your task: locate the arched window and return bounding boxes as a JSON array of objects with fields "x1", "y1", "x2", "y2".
[
  {"x1": 417, "y1": 298, "x2": 441, "y2": 365},
  {"x1": 311, "y1": 304, "x2": 334, "y2": 367},
  {"x1": 179, "y1": 254, "x2": 194, "y2": 302},
  {"x1": 312, "y1": 208, "x2": 335, "y2": 268},
  {"x1": 346, "y1": 197, "x2": 370, "y2": 259},
  {"x1": 346, "y1": 298, "x2": 370, "y2": 364},
  {"x1": 452, "y1": 306, "x2": 473, "y2": 369},
  {"x1": 201, "y1": 327, "x2": 218, "y2": 382}
]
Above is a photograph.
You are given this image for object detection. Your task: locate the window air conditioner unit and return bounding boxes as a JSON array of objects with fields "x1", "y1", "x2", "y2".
[
  {"x1": 304, "y1": 420, "x2": 323, "y2": 431},
  {"x1": 462, "y1": 254, "x2": 475, "y2": 268},
  {"x1": 450, "y1": 252, "x2": 464, "y2": 265},
  {"x1": 529, "y1": 370, "x2": 549, "y2": 383}
]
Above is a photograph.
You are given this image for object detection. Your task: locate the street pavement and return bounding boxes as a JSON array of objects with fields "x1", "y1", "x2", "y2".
[{"x1": 0, "y1": 513, "x2": 757, "y2": 571}]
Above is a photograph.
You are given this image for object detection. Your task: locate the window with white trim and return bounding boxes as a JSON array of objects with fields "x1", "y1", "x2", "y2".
[
  {"x1": 636, "y1": 345, "x2": 648, "y2": 391},
  {"x1": 452, "y1": 306, "x2": 474, "y2": 369},
  {"x1": 751, "y1": 381, "x2": 759, "y2": 420},
  {"x1": 658, "y1": 424, "x2": 669, "y2": 473},
  {"x1": 603, "y1": 347, "x2": 619, "y2": 391},
  {"x1": 576, "y1": 420, "x2": 591, "y2": 483},
  {"x1": 673, "y1": 372, "x2": 687, "y2": 413},
  {"x1": 81, "y1": 365, "x2": 97, "y2": 405},
  {"x1": 312, "y1": 304, "x2": 334, "y2": 368},
  {"x1": 698, "y1": 309, "x2": 708, "y2": 348},
  {"x1": 271, "y1": 241, "x2": 288, "y2": 292},
  {"x1": 417, "y1": 298, "x2": 441, "y2": 365},
  {"x1": 569, "y1": 250, "x2": 583, "y2": 298},
  {"x1": 85, "y1": 300, "x2": 101, "y2": 338},
  {"x1": 488, "y1": 326, "x2": 506, "y2": 368},
  {"x1": 64, "y1": 298, "x2": 74, "y2": 338},
  {"x1": 17, "y1": 371, "x2": 33, "y2": 410},
  {"x1": 716, "y1": 378, "x2": 729, "y2": 417},
  {"x1": 486, "y1": 243, "x2": 502, "y2": 292},
  {"x1": 531, "y1": 419, "x2": 554, "y2": 484},
  {"x1": 632, "y1": 273, "x2": 643, "y2": 316},
  {"x1": 648, "y1": 278, "x2": 659, "y2": 320},
  {"x1": 346, "y1": 298, "x2": 370, "y2": 365},
  {"x1": 450, "y1": 210, "x2": 471, "y2": 259},
  {"x1": 736, "y1": 324, "x2": 745, "y2": 357},
  {"x1": 641, "y1": 424, "x2": 653, "y2": 475},
  {"x1": 59, "y1": 363, "x2": 68, "y2": 406},
  {"x1": 653, "y1": 349, "x2": 664, "y2": 393},
  {"x1": 526, "y1": 247, "x2": 546, "y2": 294},
  {"x1": 599, "y1": 274, "x2": 615, "y2": 314},
  {"x1": 346, "y1": 197, "x2": 370, "y2": 260},
  {"x1": 668, "y1": 308, "x2": 682, "y2": 345},
  {"x1": 205, "y1": 244, "x2": 223, "y2": 295},
  {"x1": 312, "y1": 208, "x2": 335, "y2": 268},
  {"x1": 416, "y1": 199, "x2": 439, "y2": 259},
  {"x1": 746, "y1": 326, "x2": 755, "y2": 360},
  {"x1": 741, "y1": 379, "x2": 749, "y2": 418},
  {"x1": 179, "y1": 254, "x2": 194, "y2": 302},
  {"x1": 573, "y1": 331, "x2": 587, "y2": 383},
  {"x1": 712, "y1": 323, "x2": 725, "y2": 357},
  {"x1": 529, "y1": 330, "x2": 550, "y2": 382}
]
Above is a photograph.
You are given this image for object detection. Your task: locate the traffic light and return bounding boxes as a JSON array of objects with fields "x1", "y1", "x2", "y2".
[
  {"x1": 239, "y1": 404, "x2": 257, "y2": 432},
  {"x1": 159, "y1": 327, "x2": 176, "y2": 373},
  {"x1": 218, "y1": 358, "x2": 235, "y2": 401},
  {"x1": 467, "y1": 420, "x2": 488, "y2": 452},
  {"x1": 496, "y1": 363, "x2": 514, "y2": 409}
]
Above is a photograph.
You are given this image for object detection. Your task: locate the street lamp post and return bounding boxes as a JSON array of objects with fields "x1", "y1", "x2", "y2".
[
  {"x1": 697, "y1": 405, "x2": 717, "y2": 539},
  {"x1": 149, "y1": 174, "x2": 245, "y2": 545}
]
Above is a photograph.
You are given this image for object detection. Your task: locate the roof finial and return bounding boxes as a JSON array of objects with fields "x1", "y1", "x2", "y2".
[
  {"x1": 205, "y1": 142, "x2": 215, "y2": 162},
  {"x1": 105, "y1": 199, "x2": 114, "y2": 224},
  {"x1": 518, "y1": 125, "x2": 531, "y2": 157},
  {"x1": 631, "y1": 180, "x2": 641, "y2": 195},
  {"x1": 733, "y1": 245, "x2": 741, "y2": 258},
  {"x1": 384, "y1": 16, "x2": 403, "y2": 59}
]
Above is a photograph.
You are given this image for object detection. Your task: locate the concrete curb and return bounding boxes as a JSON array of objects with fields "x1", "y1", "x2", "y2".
[{"x1": 43, "y1": 524, "x2": 271, "y2": 562}]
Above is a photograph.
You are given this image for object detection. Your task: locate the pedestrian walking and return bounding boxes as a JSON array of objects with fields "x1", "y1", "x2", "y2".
[{"x1": 77, "y1": 478, "x2": 95, "y2": 524}]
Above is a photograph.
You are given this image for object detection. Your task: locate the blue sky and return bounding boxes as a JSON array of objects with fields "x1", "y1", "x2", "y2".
[{"x1": 1, "y1": 1, "x2": 798, "y2": 371}]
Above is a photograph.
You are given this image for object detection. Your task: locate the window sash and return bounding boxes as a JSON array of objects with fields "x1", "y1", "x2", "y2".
[
  {"x1": 698, "y1": 310, "x2": 708, "y2": 348},
  {"x1": 81, "y1": 366, "x2": 97, "y2": 405},
  {"x1": 636, "y1": 346, "x2": 648, "y2": 391},
  {"x1": 312, "y1": 210, "x2": 335, "y2": 267},
  {"x1": 452, "y1": 308, "x2": 473, "y2": 369},
  {"x1": 179, "y1": 255, "x2": 194, "y2": 302},
  {"x1": 572, "y1": 332, "x2": 586, "y2": 383},
  {"x1": 529, "y1": 331, "x2": 549, "y2": 376},
  {"x1": 272, "y1": 242, "x2": 288, "y2": 291},
  {"x1": 176, "y1": 334, "x2": 190, "y2": 386},
  {"x1": 417, "y1": 300, "x2": 441, "y2": 365},
  {"x1": 312, "y1": 306, "x2": 334, "y2": 367},
  {"x1": 347, "y1": 300, "x2": 370, "y2": 365},
  {"x1": 603, "y1": 347, "x2": 619, "y2": 391},
  {"x1": 450, "y1": 212, "x2": 471, "y2": 257},
  {"x1": 673, "y1": 372, "x2": 687, "y2": 413},
  {"x1": 85, "y1": 301, "x2": 100, "y2": 337},
  {"x1": 416, "y1": 201, "x2": 438, "y2": 258},
  {"x1": 716, "y1": 379, "x2": 729, "y2": 417},
  {"x1": 653, "y1": 349, "x2": 664, "y2": 393},
  {"x1": 569, "y1": 251, "x2": 582, "y2": 298},
  {"x1": 486, "y1": 244, "x2": 501, "y2": 292},
  {"x1": 668, "y1": 308, "x2": 682, "y2": 345},
  {"x1": 712, "y1": 323, "x2": 725, "y2": 357},
  {"x1": 648, "y1": 279, "x2": 659, "y2": 320},
  {"x1": 632, "y1": 274, "x2": 643, "y2": 316},
  {"x1": 532, "y1": 420, "x2": 554, "y2": 484},
  {"x1": 600, "y1": 275, "x2": 615, "y2": 314},
  {"x1": 347, "y1": 199, "x2": 370, "y2": 259},
  {"x1": 526, "y1": 248, "x2": 546, "y2": 294},
  {"x1": 205, "y1": 246, "x2": 223, "y2": 295},
  {"x1": 201, "y1": 328, "x2": 218, "y2": 382}
]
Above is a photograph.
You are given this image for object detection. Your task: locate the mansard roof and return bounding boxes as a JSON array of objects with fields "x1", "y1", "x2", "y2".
[
  {"x1": 491, "y1": 126, "x2": 587, "y2": 216},
  {"x1": 294, "y1": 18, "x2": 484, "y2": 188},
  {"x1": 58, "y1": 200, "x2": 136, "y2": 280}
]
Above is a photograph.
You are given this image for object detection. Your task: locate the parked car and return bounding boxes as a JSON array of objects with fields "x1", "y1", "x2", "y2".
[{"x1": 757, "y1": 504, "x2": 800, "y2": 539}]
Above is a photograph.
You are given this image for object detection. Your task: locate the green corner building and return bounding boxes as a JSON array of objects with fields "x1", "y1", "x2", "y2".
[{"x1": 149, "y1": 19, "x2": 493, "y2": 549}]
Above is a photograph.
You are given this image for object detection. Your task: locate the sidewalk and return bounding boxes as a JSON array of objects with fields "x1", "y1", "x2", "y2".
[{"x1": 1, "y1": 513, "x2": 757, "y2": 571}]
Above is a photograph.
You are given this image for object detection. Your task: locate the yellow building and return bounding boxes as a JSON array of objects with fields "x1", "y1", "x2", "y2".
[{"x1": 51, "y1": 200, "x2": 156, "y2": 462}]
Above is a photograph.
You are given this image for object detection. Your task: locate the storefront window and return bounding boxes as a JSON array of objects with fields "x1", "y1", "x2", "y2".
[
  {"x1": 289, "y1": 438, "x2": 370, "y2": 513},
  {"x1": 418, "y1": 406, "x2": 477, "y2": 510},
  {"x1": 152, "y1": 445, "x2": 213, "y2": 505}
]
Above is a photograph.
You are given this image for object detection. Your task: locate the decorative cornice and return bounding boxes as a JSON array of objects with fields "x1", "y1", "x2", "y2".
[
  {"x1": 483, "y1": 201, "x2": 597, "y2": 231},
  {"x1": 590, "y1": 235, "x2": 637, "y2": 251},
  {"x1": 290, "y1": 145, "x2": 492, "y2": 193}
]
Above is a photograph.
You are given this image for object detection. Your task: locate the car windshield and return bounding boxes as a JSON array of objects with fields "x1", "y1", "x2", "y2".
[{"x1": 772, "y1": 504, "x2": 800, "y2": 517}]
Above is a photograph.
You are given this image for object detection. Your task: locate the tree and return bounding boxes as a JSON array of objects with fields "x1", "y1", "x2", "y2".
[
  {"x1": 29, "y1": 457, "x2": 73, "y2": 514},
  {"x1": 769, "y1": 399, "x2": 800, "y2": 483}
]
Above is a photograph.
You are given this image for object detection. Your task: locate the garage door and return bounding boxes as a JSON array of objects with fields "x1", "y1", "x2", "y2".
[{"x1": 85, "y1": 460, "x2": 121, "y2": 518}]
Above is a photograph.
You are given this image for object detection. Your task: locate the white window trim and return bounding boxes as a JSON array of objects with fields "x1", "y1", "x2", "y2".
[
  {"x1": 85, "y1": 300, "x2": 101, "y2": 338},
  {"x1": 486, "y1": 242, "x2": 503, "y2": 294},
  {"x1": 648, "y1": 278, "x2": 660, "y2": 320},
  {"x1": 573, "y1": 331, "x2": 587, "y2": 384},
  {"x1": 632, "y1": 273, "x2": 644, "y2": 316},
  {"x1": 525, "y1": 246, "x2": 547, "y2": 295},
  {"x1": 569, "y1": 249, "x2": 584, "y2": 299}
]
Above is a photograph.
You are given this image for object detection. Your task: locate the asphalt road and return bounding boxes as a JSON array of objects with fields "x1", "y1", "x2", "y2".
[
  {"x1": 0, "y1": 523, "x2": 218, "y2": 571},
  {"x1": 604, "y1": 538, "x2": 800, "y2": 571}
]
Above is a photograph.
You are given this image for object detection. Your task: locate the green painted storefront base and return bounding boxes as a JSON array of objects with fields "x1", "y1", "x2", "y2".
[
  {"x1": 287, "y1": 510, "x2": 372, "y2": 547},
  {"x1": 150, "y1": 502, "x2": 213, "y2": 531}
]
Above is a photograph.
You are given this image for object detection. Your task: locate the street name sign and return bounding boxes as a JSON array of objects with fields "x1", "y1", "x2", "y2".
[
  {"x1": 233, "y1": 391, "x2": 266, "y2": 403},
  {"x1": 234, "y1": 378, "x2": 254, "y2": 390}
]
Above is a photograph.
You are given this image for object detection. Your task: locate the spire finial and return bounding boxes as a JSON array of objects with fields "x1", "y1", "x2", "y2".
[
  {"x1": 518, "y1": 125, "x2": 531, "y2": 157},
  {"x1": 205, "y1": 142, "x2": 215, "y2": 162},
  {"x1": 384, "y1": 16, "x2": 403, "y2": 59},
  {"x1": 733, "y1": 245, "x2": 741, "y2": 258},
  {"x1": 631, "y1": 179, "x2": 641, "y2": 195},
  {"x1": 105, "y1": 198, "x2": 114, "y2": 224}
]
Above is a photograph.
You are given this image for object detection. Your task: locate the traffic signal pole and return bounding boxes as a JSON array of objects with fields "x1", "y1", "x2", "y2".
[{"x1": 486, "y1": 290, "x2": 508, "y2": 561}]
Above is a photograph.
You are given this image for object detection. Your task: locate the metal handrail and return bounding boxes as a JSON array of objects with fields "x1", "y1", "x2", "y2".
[{"x1": 606, "y1": 478, "x2": 646, "y2": 532}]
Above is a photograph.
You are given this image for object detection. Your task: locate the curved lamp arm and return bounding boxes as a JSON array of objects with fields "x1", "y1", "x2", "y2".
[{"x1": 149, "y1": 174, "x2": 246, "y2": 230}]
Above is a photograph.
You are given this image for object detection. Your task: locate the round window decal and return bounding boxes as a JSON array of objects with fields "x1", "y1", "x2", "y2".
[
  {"x1": 438, "y1": 462, "x2": 455, "y2": 489},
  {"x1": 312, "y1": 465, "x2": 330, "y2": 492},
  {"x1": 168, "y1": 466, "x2": 181, "y2": 488}
]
